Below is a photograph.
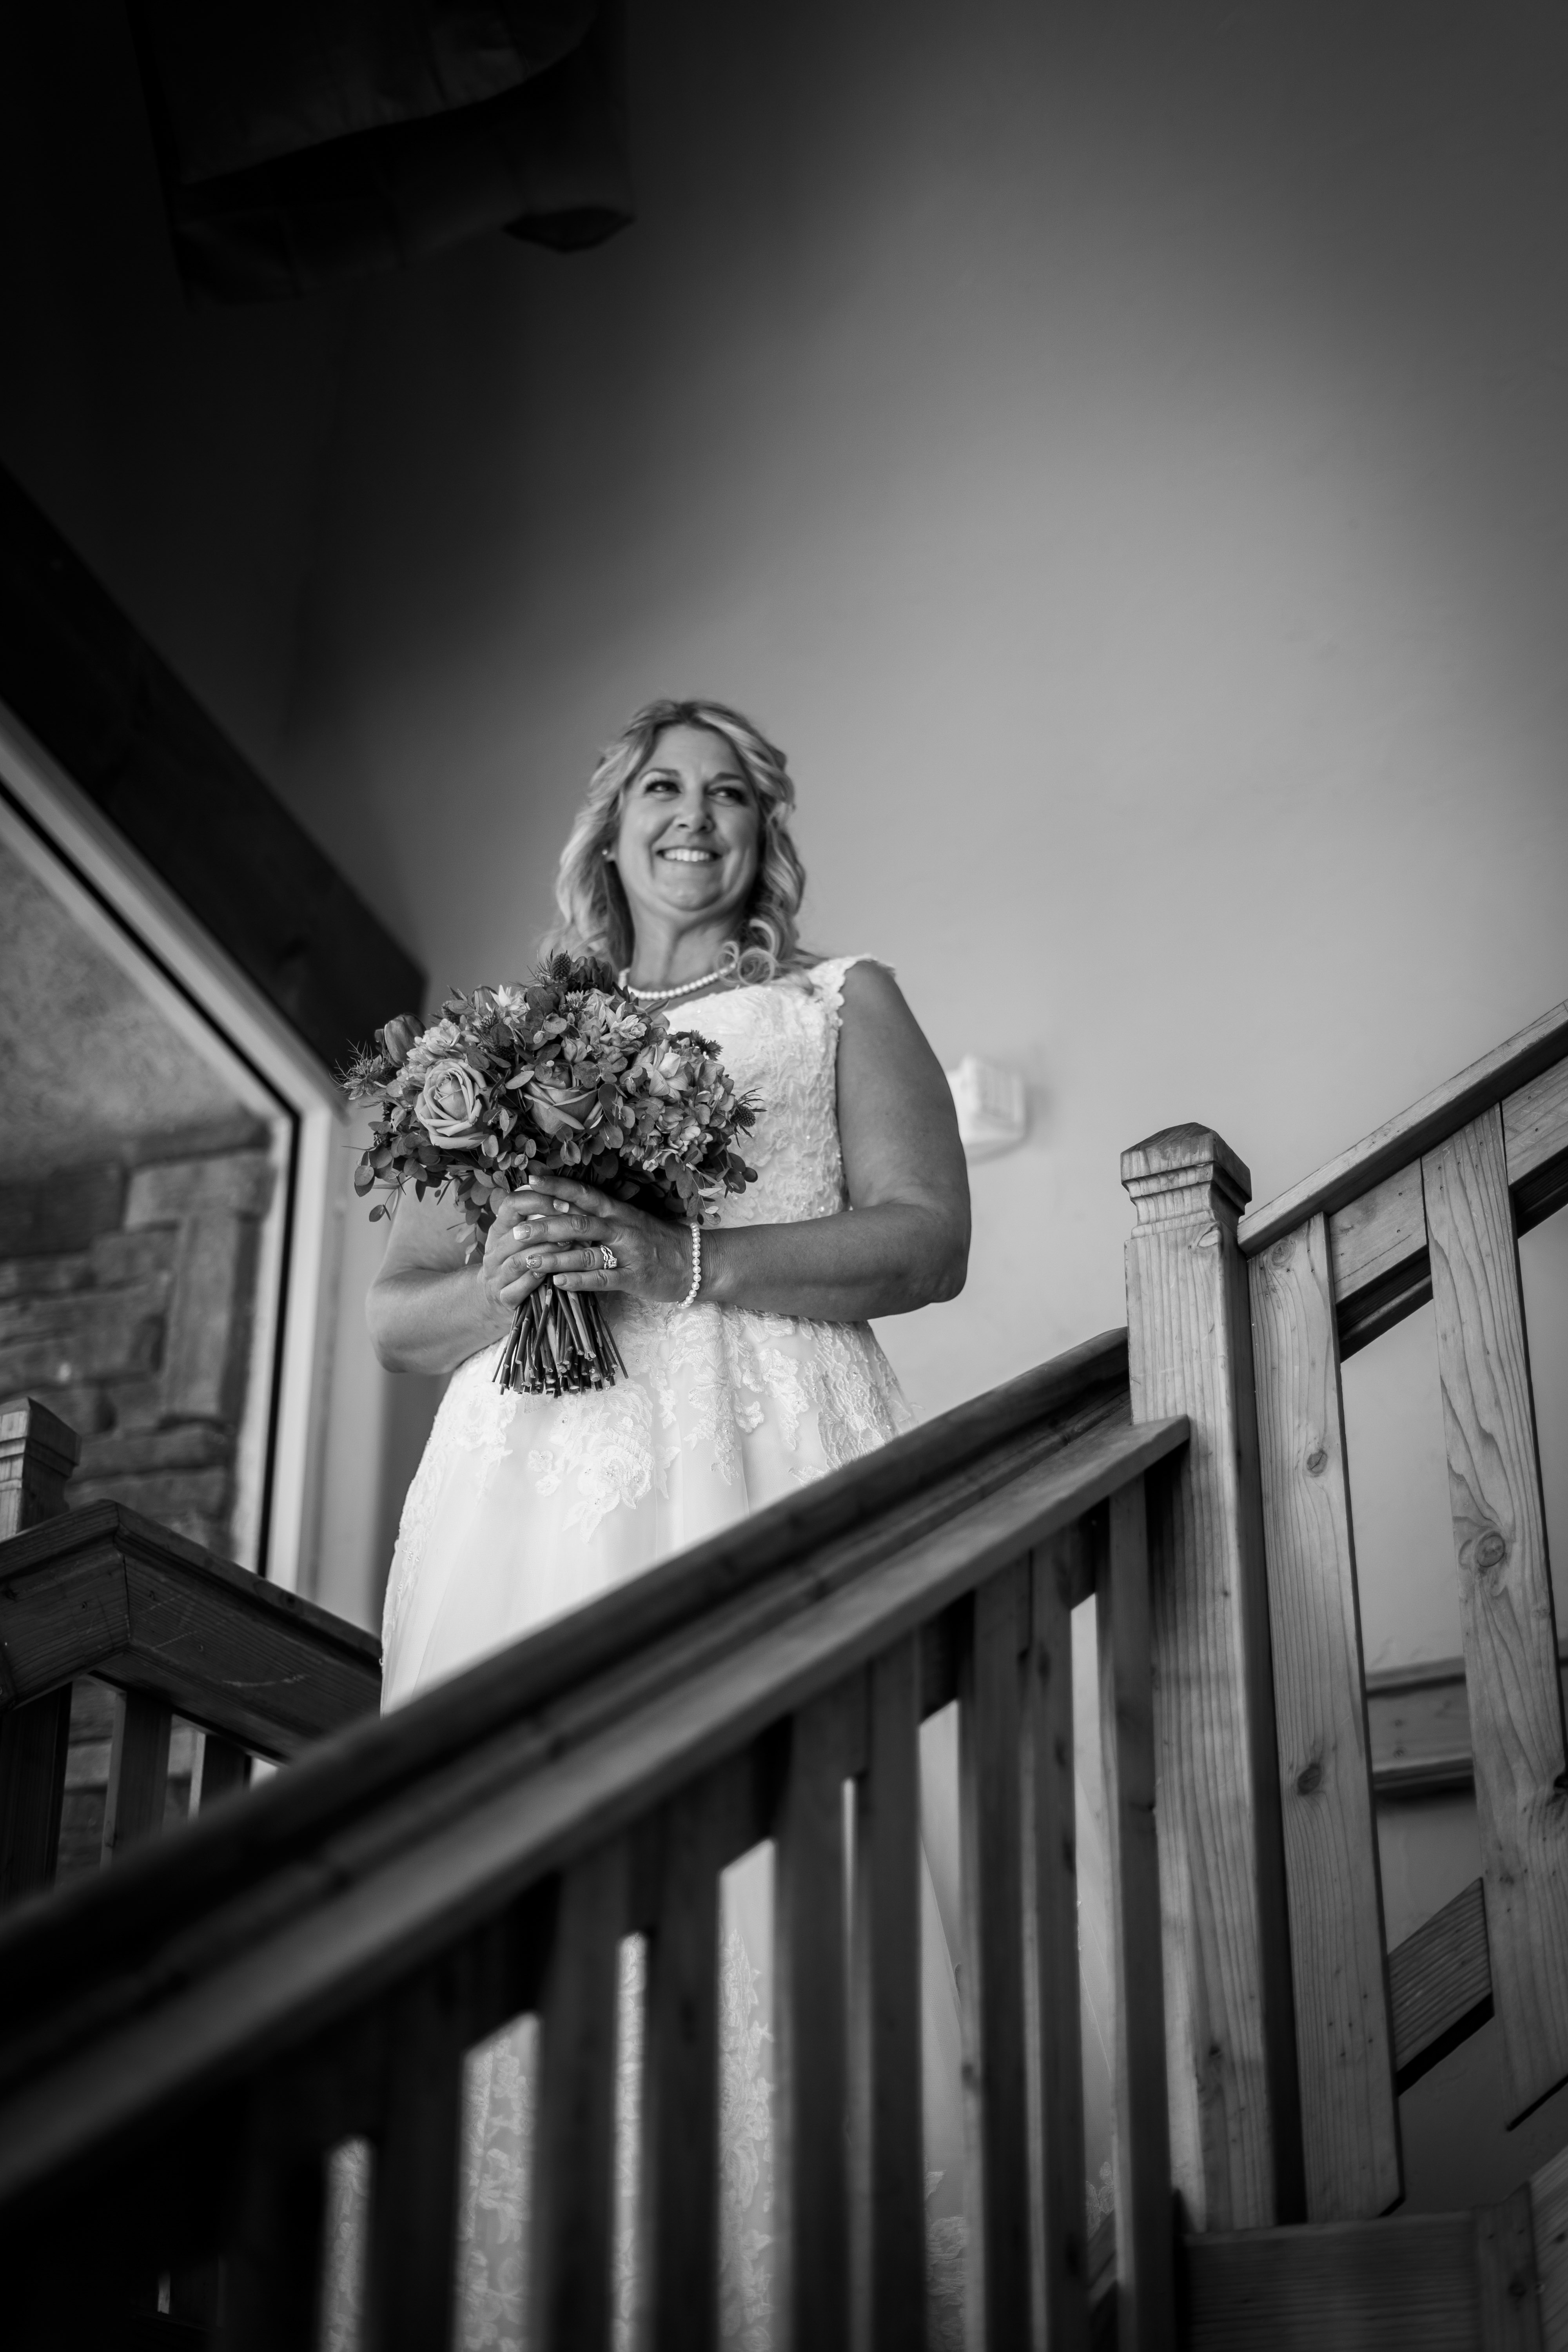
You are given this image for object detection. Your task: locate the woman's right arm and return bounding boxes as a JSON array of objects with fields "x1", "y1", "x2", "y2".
[{"x1": 366, "y1": 1184, "x2": 548, "y2": 1374}]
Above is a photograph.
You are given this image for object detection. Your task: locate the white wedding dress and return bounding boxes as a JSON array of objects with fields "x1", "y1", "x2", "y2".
[
  {"x1": 381, "y1": 955, "x2": 914, "y2": 1703},
  {"x1": 354, "y1": 957, "x2": 980, "y2": 2352}
]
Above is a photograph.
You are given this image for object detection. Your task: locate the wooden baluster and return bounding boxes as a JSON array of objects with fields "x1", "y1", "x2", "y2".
[
  {"x1": 530, "y1": 1844, "x2": 628, "y2": 2352},
  {"x1": 850, "y1": 1635, "x2": 925, "y2": 2352},
  {"x1": 1121, "y1": 1126, "x2": 1303, "y2": 2230},
  {"x1": 196, "y1": 1732, "x2": 252, "y2": 1809},
  {"x1": 100, "y1": 1687, "x2": 173, "y2": 1858},
  {"x1": 223, "y1": 2085, "x2": 327, "y2": 2352},
  {"x1": 1424, "y1": 1105, "x2": 1568, "y2": 2120},
  {"x1": 367, "y1": 1955, "x2": 476, "y2": 2352},
  {"x1": 640, "y1": 1777, "x2": 723, "y2": 2352},
  {"x1": 0, "y1": 1397, "x2": 80, "y2": 1902},
  {"x1": 775, "y1": 1686, "x2": 851, "y2": 2352},
  {"x1": 1100, "y1": 1478, "x2": 1174, "y2": 2352},
  {"x1": 959, "y1": 1563, "x2": 1032, "y2": 2351},
  {"x1": 1250, "y1": 1212, "x2": 1401, "y2": 2219},
  {"x1": 1026, "y1": 1530, "x2": 1092, "y2": 2352}
]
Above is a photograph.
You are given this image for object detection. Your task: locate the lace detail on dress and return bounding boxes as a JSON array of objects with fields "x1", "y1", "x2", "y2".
[{"x1": 382, "y1": 1342, "x2": 516, "y2": 1659}]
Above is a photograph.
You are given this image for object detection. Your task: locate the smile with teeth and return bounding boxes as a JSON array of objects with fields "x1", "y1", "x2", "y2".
[{"x1": 659, "y1": 846, "x2": 720, "y2": 863}]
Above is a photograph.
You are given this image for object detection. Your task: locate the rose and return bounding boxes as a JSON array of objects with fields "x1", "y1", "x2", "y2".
[
  {"x1": 522, "y1": 1079, "x2": 597, "y2": 1139},
  {"x1": 416, "y1": 1058, "x2": 485, "y2": 1144}
]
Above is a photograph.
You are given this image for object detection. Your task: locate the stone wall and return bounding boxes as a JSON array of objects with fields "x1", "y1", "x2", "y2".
[{"x1": 0, "y1": 1133, "x2": 275, "y2": 1555}]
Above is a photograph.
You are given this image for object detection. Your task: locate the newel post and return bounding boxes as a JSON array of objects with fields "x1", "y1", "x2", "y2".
[
  {"x1": 1120, "y1": 1127, "x2": 1303, "y2": 2232},
  {"x1": 0, "y1": 1396, "x2": 81, "y2": 1902}
]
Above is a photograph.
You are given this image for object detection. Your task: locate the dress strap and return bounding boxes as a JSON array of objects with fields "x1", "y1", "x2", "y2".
[{"x1": 804, "y1": 953, "x2": 891, "y2": 1027}]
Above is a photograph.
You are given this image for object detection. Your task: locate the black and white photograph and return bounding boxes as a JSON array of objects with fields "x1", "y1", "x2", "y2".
[{"x1": 0, "y1": 5, "x2": 1566, "y2": 2347}]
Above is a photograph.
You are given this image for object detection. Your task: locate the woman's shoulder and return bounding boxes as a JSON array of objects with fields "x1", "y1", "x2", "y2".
[{"x1": 792, "y1": 953, "x2": 896, "y2": 1016}]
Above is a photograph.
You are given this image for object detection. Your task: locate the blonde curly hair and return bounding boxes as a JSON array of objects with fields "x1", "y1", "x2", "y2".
[{"x1": 544, "y1": 698, "x2": 809, "y2": 984}]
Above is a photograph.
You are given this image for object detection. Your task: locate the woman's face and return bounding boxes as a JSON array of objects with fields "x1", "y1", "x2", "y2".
[{"x1": 612, "y1": 724, "x2": 761, "y2": 942}]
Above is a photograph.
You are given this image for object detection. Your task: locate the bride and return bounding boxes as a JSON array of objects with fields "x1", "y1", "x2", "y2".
[
  {"x1": 363, "y1": 698, "x2": 972, "y2": 2350},
  {"x1": 369, "y1": 698, "x2": 969, "y2": 1694}
]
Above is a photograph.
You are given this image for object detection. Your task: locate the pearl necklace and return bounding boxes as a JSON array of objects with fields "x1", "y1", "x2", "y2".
[{"x1": 617, "y1": 965, "x2": 727, "y2": 1005}]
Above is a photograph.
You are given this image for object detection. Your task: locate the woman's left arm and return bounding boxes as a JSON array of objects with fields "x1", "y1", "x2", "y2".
[{"x1": 520, "y1": 964, "x2": 971, "y2": 1322}]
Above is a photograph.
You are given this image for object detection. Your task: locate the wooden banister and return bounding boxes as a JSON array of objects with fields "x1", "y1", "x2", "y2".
[
  {"x1": 0, "y1": 1398, "x2": 80, "y2": 1902},
  {"x1": 1238, "y1": 998, "x2": 1568, "y2": 1259},
  {"x1": 0, "y1": 1499, "x2": 381, "y2": 1756},
  {"x1": 1121, "y1": 1125, "x2": 1303, "y2": 2232},
  {"x1": 0, "y1": 1328, "x2": 1187, "y2": 2352},
  {"x1": 0, "y1": 1394, "x2": 381, "y2": 1914}
]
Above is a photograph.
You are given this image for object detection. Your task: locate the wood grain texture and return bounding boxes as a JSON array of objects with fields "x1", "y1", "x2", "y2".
[
  {"x1": 1368, "y1": 1651, "x2": 1568, "y2": 1798},
  {"x1": 1531, "y1": 2138, "x2": 1568, "y2": 2352},
  {"x1": 0, "y1": 1503, "x2": 381, "y2": 1751},
  {"x1": 0, "y1": 1408, "x2": 1187, "y2": 2235},
  {"x1": 1425, "y1": 1107, "x2": 1568, "y2": 2120},
  {"x1": 1250, "y1": 1212, "x2": 1400, "y2": 2220},
  {"x1": 1388, "y1": 1877, "x2": 1493, "y2": 2089},
  {"x1": 774, "y1": 1686, "x2": 851, "y2": 2352},
  {"x1": 529, "y1": 1845, "x2": 627, "y2": 2352},
  {"x1": 1475, "y1": 2186, "x2": 1544, "y2": 2352},
  {"x1": 959, "y1": 1566, "x2": 1032, "y2": 2352},
  {"x1": 1100, "y1": 1481, "x2": 1175, "y2": 2352},
  {"x1": 0, "y1": 1397, "x2": 78, "y2": 1544},
  {"x1": 1328, "y1": 1162, "x2": 1432, "y2": 1358},
  {"x1": 1504, "y1": 1056, "x2": 1568, "y2": 1233},
  {"x1": 850, "y1": 1637, "x2": 925, "y2": 2352},
  {"x1": 1025, "y1": 1532, "x2": 1090, "y2": 2352},
  {"x1": 1238, "y1": 999, "x2": 1568, "y2": 1258},
  {"x1": 640, "y1": 1778, "x2": 723, "y2": 2352},
  {"x1": 1184, "y1": 2212, "x2": 1482, "y2": 2350},
  {"x1": 101, "y1": 1688, "x2": 172, "y2": 1858},
  {"x1": 1123, "y1": 1127, "x2": 1301, "y2": 2231}
]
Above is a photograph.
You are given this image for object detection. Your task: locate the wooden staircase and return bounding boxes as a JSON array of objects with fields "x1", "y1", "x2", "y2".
[{"x1": 0, "y1": 1001, "x2": 1563, "y2": 2350}]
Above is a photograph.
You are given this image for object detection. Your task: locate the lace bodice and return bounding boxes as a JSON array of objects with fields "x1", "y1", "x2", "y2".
[
  {"x1": 381, "y1": 952, "x2": 911, "y2": 1690},
  {"x1": 686, "y1": 954, "x2": 873, "y2": 1228}
]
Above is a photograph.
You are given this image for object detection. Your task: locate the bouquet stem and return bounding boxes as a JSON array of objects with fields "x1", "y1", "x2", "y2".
[{"x1": 496, "y1": 1285, "x2": 627, "y2": 1396}]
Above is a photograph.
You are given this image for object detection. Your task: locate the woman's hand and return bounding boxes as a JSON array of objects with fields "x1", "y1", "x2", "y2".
[{"x1": 497, "y1": 1176, "x2": 694, "y2": 1304}]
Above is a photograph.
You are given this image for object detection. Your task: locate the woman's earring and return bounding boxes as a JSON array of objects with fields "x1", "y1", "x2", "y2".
[{"x1": 601, "y1": 847, "x2": 615, "y2": 863}]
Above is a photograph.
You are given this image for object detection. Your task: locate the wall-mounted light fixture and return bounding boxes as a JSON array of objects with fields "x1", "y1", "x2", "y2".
[{"x1": 946, "y1": 1055, "x2": 1028, "y2": 1162}]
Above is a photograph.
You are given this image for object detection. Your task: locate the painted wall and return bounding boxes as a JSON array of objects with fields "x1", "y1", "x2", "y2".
[{"x1": 277, "y1": 0, "x2": 1568, "y2": 1573}]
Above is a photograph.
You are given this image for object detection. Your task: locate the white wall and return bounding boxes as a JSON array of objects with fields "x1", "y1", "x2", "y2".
[{"x1": 275, "y1": 0, "x2": 1567, "y2": 1427}]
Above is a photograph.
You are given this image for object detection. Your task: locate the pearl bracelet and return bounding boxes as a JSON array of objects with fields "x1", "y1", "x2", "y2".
[{"x1": 678, "y1": 1223, "x2": 703, "y2": 1308}]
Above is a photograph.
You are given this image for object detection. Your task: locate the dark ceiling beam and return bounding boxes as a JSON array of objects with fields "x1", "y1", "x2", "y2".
[{"x1": 0, "y1": 461, "x2": 423, "y2": 1078}]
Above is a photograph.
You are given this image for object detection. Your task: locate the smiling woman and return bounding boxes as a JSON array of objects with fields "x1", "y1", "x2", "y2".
[{"x1": 358, "y1": 698, "x2": 971, "y2": 2343}]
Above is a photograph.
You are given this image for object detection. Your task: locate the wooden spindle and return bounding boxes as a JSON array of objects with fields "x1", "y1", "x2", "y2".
[
  {"x1": 775, "y1": 1686, "x2": 851, "y2": 2352},
  {"x1": 530, "y1": 1845, "x2": 628, "y2": 2352},
  {"x1": 959, "y1": 1563, "x2": 1032, "y2": 2351},
  {"x1": 196, "y1": 1731, "x2": 252, "y2": 1809},
  {"x1": 1100, "y1": 1477, "x2": 1175, "y2": 2352},
  {"x1": 850, "y1": 1635, "x2": 925, "y2": 2352},
  {"x1": 640, "y1": 1778, "x2": 723, "y2": 2352},
  {"x1": 1026, "y1": 1530, "x2": 1092, "y2": 2352},
  {"x1": 0, "y1": 1397, "x2": 81, "y2": 1902},
  {"x1": 222, "y1": 2088, "x2": 327, "y2": 2352},
  {"x1": 366, "y1": 1959, "x2": 471, "y2": 2352},
  {"x1": 100, "y1": 1687, "x2": 173, "y2": 1859},
  {"x1": 1250, "y1": 1212, "x2": 1401, "y2": 2220},
  {"x1": 1122, "y1": 1125, "x2": 1303, "y2": 2230},
  {"x1": 1425, "y1": 1105, "x2": 1568, "y2": 2121}
]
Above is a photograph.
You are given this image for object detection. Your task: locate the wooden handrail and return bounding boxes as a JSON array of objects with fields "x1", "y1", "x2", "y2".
[
  {"x1": 1237, "y1": 996, "x2": 1568, "y2": 1257},
  {"x1": 0, "y1": 1398, "x2": 1182, "y2": 2201},
  {"x1": 0, "y1": 1327, "x2": 1188, "y2": 2352},
  {"x1": 0, "y1": 1499, "x2": 381, "y2": 1757},
  {"x1": 0, "y1": 1394, "x2": 381, "y2": 1911}
]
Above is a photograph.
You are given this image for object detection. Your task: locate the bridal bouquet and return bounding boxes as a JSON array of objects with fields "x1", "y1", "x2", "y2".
[{"x1": 344, "y1": 956, "x2": 758, "y2": 1396}]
